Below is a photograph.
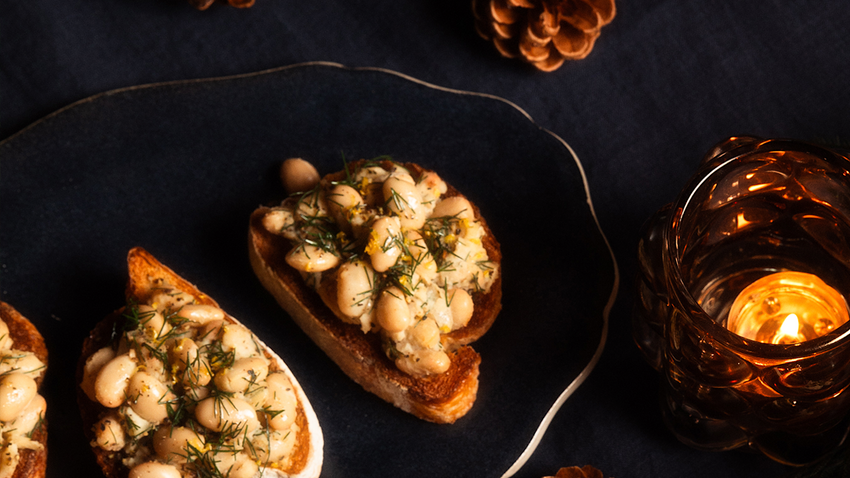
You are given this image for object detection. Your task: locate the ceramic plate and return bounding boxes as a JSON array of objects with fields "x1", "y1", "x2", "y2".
[{"x1": 0, "y1": 63, "x2": 616, "y2": 478}]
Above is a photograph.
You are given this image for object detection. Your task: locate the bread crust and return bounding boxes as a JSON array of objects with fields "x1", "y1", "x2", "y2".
[
  {"x1": 0, "y1": 302, "x2": 48, "y2": 478},
  {"x1": 76, "y1": 248, "x2": 323, "y2": 478},
  {"x1": 248, "y1": 160, "x2": 502, "y2": 423}
]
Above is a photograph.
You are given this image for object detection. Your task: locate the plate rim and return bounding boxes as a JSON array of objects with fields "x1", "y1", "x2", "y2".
[{"x1": 1, "y1": 61, "x2": 620, "y2": 477}]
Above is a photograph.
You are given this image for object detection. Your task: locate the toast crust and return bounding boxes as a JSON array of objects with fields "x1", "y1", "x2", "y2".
[
  {"x1": 0, "y1": 302, "x2": 48, "y2": 478},
  {"x1": 77, "y1": 248, "x2": 323, "y2": 478},
  {"x1": 249, "y1": 160, "x2": 502, "y2": 423}
]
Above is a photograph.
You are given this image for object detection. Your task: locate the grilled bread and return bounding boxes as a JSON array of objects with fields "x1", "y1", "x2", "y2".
[
  {"x1": 77, "y1": 248, "x2": 322, "y2": 477},
  {"x1": 0, "y1": 302, "x2": 48, "y2": 478},
  {"x1": 249, "y1": 159, "x2": 502, "y2": 423}
]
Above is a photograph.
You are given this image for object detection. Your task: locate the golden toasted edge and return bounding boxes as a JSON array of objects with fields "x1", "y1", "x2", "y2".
[
  {"x1": 247, "y1": 160, "x2": 502, "y2": 423},
  {"x1": 76, "y1": 248, "x2": 323, "y2": 478},
  {"x1": 0, "y1": 302, "x2": 48, "y2": 478}
]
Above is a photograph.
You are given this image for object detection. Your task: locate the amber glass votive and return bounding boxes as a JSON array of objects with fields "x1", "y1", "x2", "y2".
[{"x1": 634, "y1": 136, "x2": 850, "y2": 465}]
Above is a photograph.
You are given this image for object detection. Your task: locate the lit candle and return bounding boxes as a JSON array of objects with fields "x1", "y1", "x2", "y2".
[{"x1": 726, "y1": 271, "x2": 850, "y2": 344}]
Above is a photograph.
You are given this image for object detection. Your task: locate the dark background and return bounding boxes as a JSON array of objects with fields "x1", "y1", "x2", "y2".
[{"x1": 3, "y1": 1, "x2": 850, "y2": 477}]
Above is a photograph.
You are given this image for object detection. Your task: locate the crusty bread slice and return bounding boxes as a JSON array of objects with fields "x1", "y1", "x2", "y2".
[
  {"x1": 0, "y1": 302, "x2": 48, "y2": 478},
  {"x1": 77, "y1": 247, "x2": 323, "y2": 478},
  {"x1": 248, "y1": 161, "x2": 502, "y2": 424}
]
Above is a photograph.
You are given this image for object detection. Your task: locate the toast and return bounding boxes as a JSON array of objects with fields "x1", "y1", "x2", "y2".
[
  {"x1": 77, "y1": 248, "x2": 322, "y2": 478},
  {"x1": 0, "y1": 302, "x2": 48, "y2": 478},
  {"x1": 249, "y1": 158, "x2": 502, "y2": 423}
]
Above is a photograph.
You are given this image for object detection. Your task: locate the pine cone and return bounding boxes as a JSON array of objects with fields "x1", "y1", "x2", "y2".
[
  {"x1": 473, "y1": 0, "x2": 616, "y2": 71},
  {"x1": 188, "y1": 0, "x2": 254, "y2": 11},
  {"x1": 545, "y1": 465, "x2": 607, "y2": 478}
]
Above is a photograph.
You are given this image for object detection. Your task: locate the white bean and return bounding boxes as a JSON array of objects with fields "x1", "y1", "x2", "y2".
[
  {"x1": 177, "y1": 304, "x2": 225, "y2": 325},
  {"x1": 153, "y1": 426, "x2": 205, "y2": 462},
  {"x1": 148, "y1": 289, "x2": 194, "y2": 313},
  {"x1": 93, "y1": 412, "x2": 126, "y2": 451},
  {"x1": 280, "y1": 158, "x2": 320, "y2": 194},
  {"x1": 0, "y1": 373, "x2": 37, "y2": 422},
  {"x1": 285, "y1": 242, "x2": 340, "y2": 273},
  {"x1": 220, "y1": 323, "x2": 260, "y2": 360},
  {"x1": 336, "y1": 260, "x2": 376, "y2": 319},
  {"x1": 0, "y1": 350, "x2": 45, "y2": 378},
  {"x1": 366, "y1": 216, "x2": 402, "y2": 272},
  {"x1": 169, "y1": 338, "x2": 212, "y2": 387},
  {"x1": 128, "y1": 461, "x2": 182, "y2": 478},
  {"x1": 264, "y1": 373, "x2": 298, "y2": 431},
  {"x1": 410, "y1": 318, "x2": 441, "y2": 349},
  {"x1": 138, "y1": 305, "x2": 170, "y2": 340},
  {"x1": 327, "y1": 184, "x2": 364, "y2": 229},
  {"x1": 229, "y1": 457, "x2": 260, "y2": 478},
  {"x1": 417, "y1": 171, "x2": 447, "y2": 200},
  {"x1": 214, "y1": 357, "x2": 270, "y2": 394},
  {"x1": 262, "y1": 209, "x2": 297, "y2": 238},
  {"x1": 376, "y1": 287, "x2": 411, "y2": 333},
  {"x1": 404, "y1": 230, "x2": 437, "y2": 284},
  {"x1": 431, "y1": 196, "x2": 474, "y2": 220},
  {"x1": 449, "y1": 288, "x2": 474, "y2": 330},
  {"x1": 195, "y1": 396, "x2": 260, "y2": 434},
  {"x1": 81, "y1": 346, "x2": 116, "y2": 402},
  {"x1": 249, "y1": 429, "x2": 297, "y2": 463},
  {"x1": 384, "y1": 176, "x2": 425, "y2": 229},
  {"x1": 396, "y1": 349, "x2": 450, "y2": 376},
  {"x1": 9, "y1": 393, "x2": 45, "y2": 437},
  {"x1": 127, "y1": 371, "x2": 174, "y2": 424},
  {"x1": 94, "y1": 353, "x2": 136, "y2": 408}
]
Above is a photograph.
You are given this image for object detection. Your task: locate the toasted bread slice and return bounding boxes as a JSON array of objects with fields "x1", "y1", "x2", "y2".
[
  {"x1": 249, "y1": 160, "x2": 502, "y2": 423},
  {"x1": 0, "y1": 302, "x2": 48, "y2": 478},
  {"x1": 77, "y1": 247, "x2": 322, "y2": 478}
]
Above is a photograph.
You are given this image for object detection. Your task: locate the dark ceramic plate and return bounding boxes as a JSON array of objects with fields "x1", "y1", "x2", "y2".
[{"x1": 0, "y1": 63, "x2": 617, "y2": 478}]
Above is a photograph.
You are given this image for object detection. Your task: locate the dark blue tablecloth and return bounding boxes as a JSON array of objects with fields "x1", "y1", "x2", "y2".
[{"x1": 3, "y1": 1, "x2": 850, "y2": 477}]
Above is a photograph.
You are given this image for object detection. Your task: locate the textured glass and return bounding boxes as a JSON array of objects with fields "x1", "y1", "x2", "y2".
[{"x1": 634, "y1": 137, "x2": 850, "y2": 465}]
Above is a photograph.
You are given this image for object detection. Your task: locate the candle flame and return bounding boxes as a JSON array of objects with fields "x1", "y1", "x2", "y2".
[{"x1": 779, "y1": 314, "x2": 800, "y2": 338}]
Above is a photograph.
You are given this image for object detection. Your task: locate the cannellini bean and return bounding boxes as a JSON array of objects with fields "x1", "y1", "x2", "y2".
[
  {"x1": 417, "y1": 171, "x2": 447, "y2": 199},
  {"x1": 249, "y1": 429, "x2": 297, "y2": 463},
  {"x1": 178, "y1": 304, "x2": 225, "y2": 325},
  {"x1": 280, "y1": 158, "x2": 320, "y2": 194},
  {"x1": 0, "y1": 351, "x2": 45, "y2": 378},
  {"x1": 264, "y1": 373, "x2": 298, "y2": 431},
  {"x1": 229, "y1": 457, "x2": 260, "y2": 478},
  {"x1": 262, "y1": 209, "x2": 297, "y2": 238},
  {"x1": 195, "y1": 320, "x2": 224, "y2": 346},
  {"x1": 137, "y1": 305, "x2": 170, "y2": 340},
  {"x1": 404, "y1": 230, "x2": 437, "y2": 284},
  {"x1": 384, "y1": 176, "x2": 425, "y2": 229},
  {"x1": 0, "y1": 320, "x2": 12, "y2": 351},
  {"x1": 148, "y1": 289, "x2": 193, "y2": 312},
  {"x1": 220, "y1": 324, "x2": 260, "y2": 360},
  {"x1": 9, "y1": 393, "x2": 45, "y2": 437},
  {"x1": 0, "y1": 373, "x2": 37, "y2": 422},
  {"x1": 376, "y1": 287, "x2": 411, "y2": 333},
  {"x1": 449, "y1": 289, "x2": 474, "y2": 330},
  {"x1": 169, "y1": 338, "x2": 212, "y2": 387},
  {"x1": 336, "y1": 260, "x2": 376, "y2": 319},
  {"x1": 410, "y1": 318, "x2": 441, "y2": 349},
  {"x1": 127, "y1": 371, "x2": 174, "y2": 424},
  {"x1": 153, "y1": 426, "x2": 205, "y2": 463},
  {"x1": 215, "y1": 357, "x2": 269, "y2": 394},
  {"x1": 93, "y1": 412, "x2": 127, "y2": 451},
  {"x1": 431, "y1": 196, "x2": 474, "y2": 220},
  {"x1": 396, "y1": 349, "x2": 451, "y2": 376},
  {"x1": 94, "y1": 353, "x2": 136, "y2": 408},
  {"x1": 81, "y1": 346, "x2": 116, "y2": 402},
  {"x1": 294, "y1": 189, "x2": 327, "y2": 220},
  {"x1": 195, "y1": 396, "x2": 259, "y2": 433},
  {"x1": 128, "y1": 461, "x2": 182, "y2": 478},
  {"x1": 327, "y1": 184, "x2": 364, "y2": 229},
  {"x1": 122, "y1": 405, "x2": 154, "y2": 438},
  {"x1": 285, "y1": 243, "x2": 339, "y2": 273},
  {"x1": 366, "y1": 216, "x2": 402, "y2": 272}
]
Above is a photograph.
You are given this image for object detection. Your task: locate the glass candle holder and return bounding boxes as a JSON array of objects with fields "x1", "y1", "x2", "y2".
[{"x1": 634, "y1": 136, "x2": 850, "y2": 465}]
